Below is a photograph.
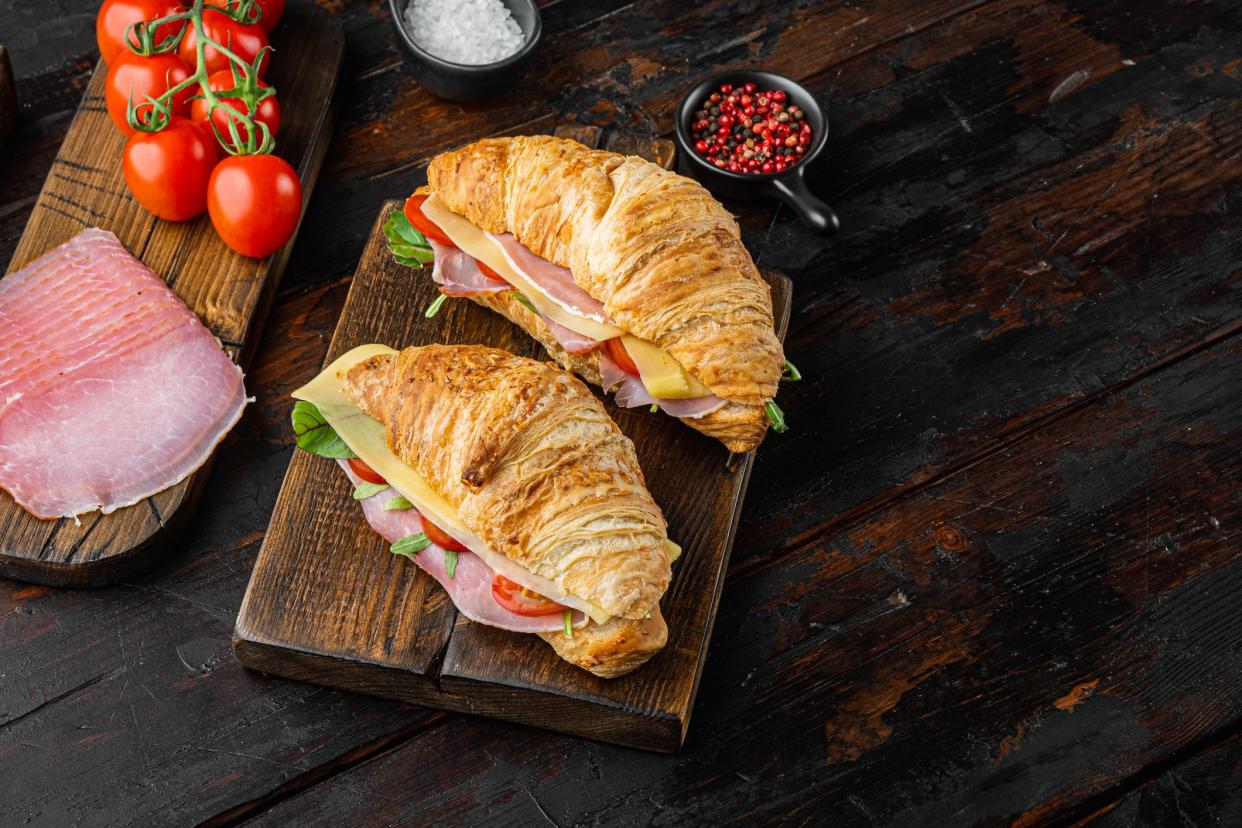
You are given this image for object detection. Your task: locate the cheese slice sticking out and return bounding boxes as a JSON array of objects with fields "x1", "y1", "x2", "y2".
[{"x1": 294, "y1": 345, "x2": 624, "y2": 624}]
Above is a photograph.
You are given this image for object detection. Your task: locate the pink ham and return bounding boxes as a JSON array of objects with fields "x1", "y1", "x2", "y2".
[
  {"x1": 598, "y1": 351, "x2": 728, "y2": 419},
  {"x1": 428, "y1": 239, "x2": 508, "y2": 296},
  {"x1": 0, "y1": 229, "x2": 247, "y2": 519},
  {"x1": 339, "y1": 460, "x2": 584, "y2": 633},
  {"x1": 488, "y1": 232, "x2": 611, "y2": 321},
  {"x1": 541, "y1": 314, "x2": 602, "y2": 354}
]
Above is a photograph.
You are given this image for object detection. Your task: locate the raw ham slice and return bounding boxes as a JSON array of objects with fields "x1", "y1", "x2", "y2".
[
  {"x1": 541, "y1": 314, "x2": 602, "y2": 354},
  {"x1": 0, "y1": 229, "x2": 247, "y2": 519},
  {"x1": 598, "y1": 351, "x2": 728, "y2": 420},
  {"x1": 339, "y1": 461, "x2": 584, "y2": 633},
  {"x1": 488, "y1": 232, "x2": 611, "y2": 322},
  {"x1": 429, "y1": 239, "x2": 508, "y2": 296}
]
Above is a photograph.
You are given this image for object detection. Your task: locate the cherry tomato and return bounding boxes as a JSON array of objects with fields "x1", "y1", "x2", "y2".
[
  {"x1": 179, "y1": 8, "x2": 271, "y2": 77},
  {"x1": 104, "y1": 51, "x2": 194, "y2": 134},
  {"x1": 122, "y1": 118, "x2": 216, "y2": 221},
  {"x1": 96, "y1": 0, "x2": 183, "y2": 65},
  {"x1": 403, "y1": 194, "x2": 454, "y2": 247},
  {"x1": 207, "y1": 154, "x2": 302, "y2": 258},
  {"x1": 207, "y1": 0, "x2": 284, "y2": 33},
  {"x1": 605, "y1": 337, "x2": 640, "y2": 376},
  {"x1": 421, "y1": 516, "x2": 468, "y2": 553},
  {"x1": 491, "y1": 574, "x2": 567, "y2": 617},
  {"x1": 346, "y1": 458, "x2": 386, "y2": 485},
  {"x1": 190, "y1": 69, "x2": 280, "y2": 149}
]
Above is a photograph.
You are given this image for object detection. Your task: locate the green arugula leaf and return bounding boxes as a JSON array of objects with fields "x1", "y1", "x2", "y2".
[
  {"x1": 353, "y1": 482, "x2": 388, "y2": 500},
  {"x1": 445, "y1": 549, "x2": 458, "y2": 579},
  {"x1": 391, "y1": 533, "x2": 430, "y2": 557},
  {"x1": 507, "y1": 290, "x2": 536, "y2": 313},
  {"x1": 425, "y1": 293, "x2": 448, "y2": 318},
  {"x1": 384, "y1": 213, "x2": 432, "y2": 269},
  {"x1": 291, "y1": 401, "x2": 356, "y2": 458},
  {"x1": 563, "y1": 610, "x2": 573, "y2": 638},
  {"x1": 781, "y1": 359, "x2": 802, "y2": 382},
  {"x1": 764, "y1": 399, "x2": 788, "y2": 433},
  {"x1": 384, "y1": 496, "x2": 413, "y2": 511}
]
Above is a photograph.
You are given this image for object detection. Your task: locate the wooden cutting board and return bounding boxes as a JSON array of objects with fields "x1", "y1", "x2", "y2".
[
  {"x1": 233, "y1": 127, "x2": 793, "y2": 752},
  {"x1": 0, "y1": 2, "x2": 344, "y2": 588}
]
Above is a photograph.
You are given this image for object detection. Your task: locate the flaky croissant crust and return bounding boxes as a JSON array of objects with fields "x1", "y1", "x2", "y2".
[
  {"x1": 343, "y1": 345, "x2": 671, "y2": 620},
  {"x1": 426, "y1": 136, "x2": 785, "y2": 408}
]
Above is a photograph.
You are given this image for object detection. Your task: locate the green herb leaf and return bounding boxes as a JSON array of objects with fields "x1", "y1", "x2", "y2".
[
  {"x1": 781, "y1": 359, "x2": 802, "y2": 382},
  {"x1": 764, "y1": 399, "x2": 788, "y2": 433},
  {"x1": 291, "y1": 401, "x2": 356, "y2": 458},
  {"x1": 425, "y1": 293, "x2": 448, "y2": 318},
  {"x1": 385, "y1": 213, "x2": 432, "y2": 269},
  {"x1": 650, "y1": 403, "x2": 659, "y2": 413},
  {"x1": 391, "y1": 533, "x2": 430, "y2": 557},
  {"x1": 507, "y1": 290, "x2": 537, "y2": 313},
  {"x1": 389, "y1": 244, "x2": 435, "y2": 263},
  {"x1": 384, "y1": 496, "x2": 414, "y2": 511},
  {"x1": 563, "y1": 610, "x2": 573, "y2": 638},
  {"x1": 385, "y1": 211, "x2": 427, "y2": 246},
  {"x1": 353, "y1": 482, "x2": 388, "y2": 500},
  {"x1": 444, "y1": 549, "x2": 458, "y2": 579}
]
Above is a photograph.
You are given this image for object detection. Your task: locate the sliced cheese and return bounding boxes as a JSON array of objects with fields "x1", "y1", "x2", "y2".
[
  {"x1": 294, "y1": 345, "x2": 613, "y2": 624},
  {"x1": 421, "y1": 196, "x2": 624, "y2": 342},
  {"x1": 622, "y1": 336, "x2": 713, "y2": 399}
]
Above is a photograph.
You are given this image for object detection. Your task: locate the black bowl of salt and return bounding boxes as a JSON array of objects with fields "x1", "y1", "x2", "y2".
[{"x1": 390, "y1": 0, "x2": 543, "y2": 102}]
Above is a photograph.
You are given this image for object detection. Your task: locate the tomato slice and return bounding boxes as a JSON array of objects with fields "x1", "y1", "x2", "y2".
[
  {"x1": 404, "y1": 193, "x2": 454, "y2": 247},
  {"x1": 605, "y1": 337, "x2": 640, "y2": 376},
  {"x1": 347, "y1": 457, "x2": 386, "y2": 485},
  {"x1": 476, "y1": 259, "x2": 509, "y2": 285},
  {"x1": 421, "y1": 515, "x2": 468, "y2": 553},
  {"x1": 491, "y1": 573, "x2": 567, "y2": 616}
]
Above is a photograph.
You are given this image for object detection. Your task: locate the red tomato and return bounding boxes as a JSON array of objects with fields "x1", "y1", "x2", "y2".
[
  {"x1": 605, "y1": 337, "x2": 639, "y2": 376},
  {"x1": 190, "y1": 69, "x2": 280, "y2": 149},
  {"x1": 179, "y1": 9, "x2": 271, "y2": 77},
  {"x1": 477, "y1": 260, "x2": 509, "y2": 284},
  {"x1": 491, "y1": 574, "x2": 567, "y2": 617},
  {"x1": 207, "y1": 154, "x2": 302, "y2": 258},
  {"x1": 347, "y1": 458, "x2": 386, "y2": 485},
  {"x1": 104, "y1": 51, "x2": 194, "y2": 134},
  {"x1": 421, "y1": 516, "x2": 468, "y2": 553},
  {"x1": 96, "y1": 0, "x2": 183, "y2": 65},
  {"x1": 403, "y1": 194, "x2": 454, "y2": 246},
  {"x1": 207, "y1": 0, "x2": 284, "y2": 33},
  {"x1": 122, "y1": 118, "x2": 216, "y2": 221}
]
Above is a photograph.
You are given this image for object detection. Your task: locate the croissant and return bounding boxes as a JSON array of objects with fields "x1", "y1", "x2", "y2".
[
  {"x1": 332, "y1": 344, "x2": 673, "y2": 676},
  {"x1": 420, "y1": 135, "x2": 786, "y2": 453}
]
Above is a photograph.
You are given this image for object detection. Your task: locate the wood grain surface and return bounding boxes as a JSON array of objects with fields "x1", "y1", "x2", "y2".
[
  {"x1": 4, "y1": 0, "x2": 1242, "y2": 824},
  {"x1": 234, "y1": 127, "x2": 793, "y2": 752},
  {"x1": 0, "y1": 2, "x2": 344, "y2": 588}
]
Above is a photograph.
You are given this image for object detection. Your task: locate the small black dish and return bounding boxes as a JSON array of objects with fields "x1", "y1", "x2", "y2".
[
  {"x1": 675, "y1": 69, "x2": 838, "y2": 235},
  {"x1": 389, "y1": 0, "x2": 542, "y2": 103}
]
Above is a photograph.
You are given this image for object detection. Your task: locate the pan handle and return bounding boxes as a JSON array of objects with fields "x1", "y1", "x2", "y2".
[{"x1": 766, "y1": 169, "x2": 839, "y2": 235}]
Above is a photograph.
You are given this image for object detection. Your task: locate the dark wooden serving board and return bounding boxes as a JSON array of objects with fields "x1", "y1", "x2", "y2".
[
  {"x1": 234, "y1": 127, "x2": 792, "y2": 752},
  {"x1": 0, "y1": 2, "x2": 344, "y2": 588}
]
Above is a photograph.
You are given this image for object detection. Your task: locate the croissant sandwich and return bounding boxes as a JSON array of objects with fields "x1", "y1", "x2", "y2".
[
  {"x1": 291, "y1": 343, "x2": 678, "y2": 678},
  {"x1": 383, "y1": 135, "x2": 792, "y2": 453}
]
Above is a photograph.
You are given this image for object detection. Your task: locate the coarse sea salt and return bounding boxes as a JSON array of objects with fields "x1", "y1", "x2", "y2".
[{"x1": 405, "y1": 0, "x2": 526, "y2": 66}]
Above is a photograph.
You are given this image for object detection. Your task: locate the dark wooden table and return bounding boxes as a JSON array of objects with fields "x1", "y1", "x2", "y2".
[{"x1": 3, "y1": 1, "x2": 1242, "y2": 825}]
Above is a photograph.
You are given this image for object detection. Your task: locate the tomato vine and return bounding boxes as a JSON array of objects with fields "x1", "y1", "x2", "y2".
[{"x1": 122, "y1": 0, "x2": 276, "y2": 155}]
